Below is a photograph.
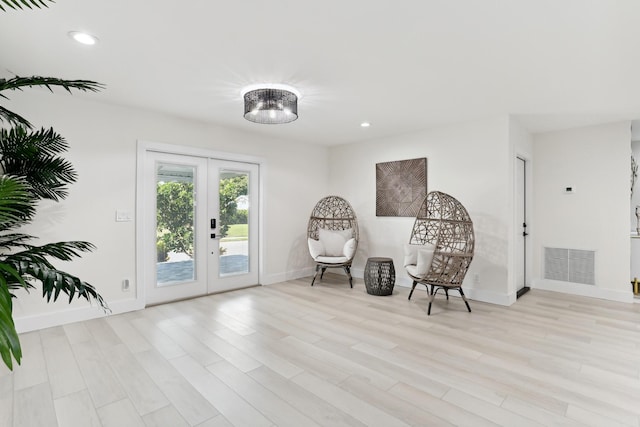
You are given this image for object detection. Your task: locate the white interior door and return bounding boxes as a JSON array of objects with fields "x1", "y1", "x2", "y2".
[{"x1": 142, "y1": 152, "x2": 260, "y2": 305}]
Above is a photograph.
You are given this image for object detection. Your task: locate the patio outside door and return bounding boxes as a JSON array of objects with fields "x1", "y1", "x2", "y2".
[{"x1": 143, "y1": 151, "x2": 259, "y2": 305}]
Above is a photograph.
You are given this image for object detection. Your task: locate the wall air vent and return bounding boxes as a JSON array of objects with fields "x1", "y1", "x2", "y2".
[{"x1": 544, "y1": 247, "x2": 595, "y2": 285}]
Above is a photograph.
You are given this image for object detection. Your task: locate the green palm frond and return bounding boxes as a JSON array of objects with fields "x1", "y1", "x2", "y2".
[
  {"x1": 0, "y1": 127, "x2": 78, "y2": 201},
  {"x1": 0, "y1": 106, "x2": 30, "y2": 128},
  {"x1": 0, "y1": 277, "x2": 22, "y2": 370},
  {"x1": 0, "y1": 0, "x2": 53, "y2": 11},
  {"x1": 0, "y1": 175, "x2": 35, "y2": 228},
  {"x1": 7, "y1": 247, "x2": 107, "y2": 309},
  {"x1": 17, "y1": 240, "x2": 96, "y2": 263},
  {"x1": 0, "y1": 233, "x2": 32, "y2": 250},
  {"x1": 0, "y1": 76, "x2": 103, "y2": 95},
  {"x1": 0, "y1": 77, "x2": 104, "y2": 128}
]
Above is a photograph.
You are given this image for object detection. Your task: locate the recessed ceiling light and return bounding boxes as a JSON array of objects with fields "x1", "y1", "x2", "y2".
[
  {"x1": 361, "y1": 122, "x2": 371, "y2": 128},
  {"x1": 68, "y1": 31, "x2": 98, "y2": 45}
]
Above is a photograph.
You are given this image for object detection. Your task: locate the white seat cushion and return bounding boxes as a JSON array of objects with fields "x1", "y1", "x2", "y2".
[
  {"x1": 343, "y1": 238, "x2": 356, "y2": 260},
  {"x1": 319, "y1": 228, "x2": 351, "y2": 256},
  {"x1": 404, "y1": 243, "x2": 436, "y2": 279},
  {"x1": 404, "y1": 243, "x2": 436, "y2": 267},
  {"x1": 415, "y1": 247, "x2": 435, "y2": 276},
  {"x1": 310, "y1": 228, "x2": 356, "y2": 262},
  {"x1": 308, "y1": 238, "x2": 324, "y2": 260},
  {"x1": 406, "y1": 264, "x2": 421, "y2": 278},
  {"x1": 316, "y1": 255, "x2": 349, "y2": 264}
]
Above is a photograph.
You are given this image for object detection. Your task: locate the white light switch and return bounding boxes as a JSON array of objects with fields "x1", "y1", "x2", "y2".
[{"x1": 116, "y1": 210, "x2": 133, "y2": 222}]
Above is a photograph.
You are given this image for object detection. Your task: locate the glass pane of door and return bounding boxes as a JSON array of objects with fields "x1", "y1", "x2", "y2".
[
  {"x1": 219, "y1": 170, "x2": 250, "y2": 277},
  {"x1": 144, "y1": 151, "x2": 207, "y2": 306},
  {"x1": 156, "y1": 163, "x2": 196, "y2": 285}
]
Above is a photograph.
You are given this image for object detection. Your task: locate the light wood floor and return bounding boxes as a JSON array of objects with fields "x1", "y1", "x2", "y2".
[{"x1": 2, "y1": 275, "x2": 640, "y2": 427}]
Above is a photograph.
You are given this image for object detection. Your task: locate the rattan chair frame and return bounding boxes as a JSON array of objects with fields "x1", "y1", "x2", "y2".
[
  {"x1": 407, "y1": 191, "x2": 475, "y2": 314},
  {"x1": 307, "y1": 195, "x2": 359, "y2": 287}
]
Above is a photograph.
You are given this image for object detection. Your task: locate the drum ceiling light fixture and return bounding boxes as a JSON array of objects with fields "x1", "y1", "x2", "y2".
[{"x1": 242, "y1": 84, "x2": 299, "y2": 124}]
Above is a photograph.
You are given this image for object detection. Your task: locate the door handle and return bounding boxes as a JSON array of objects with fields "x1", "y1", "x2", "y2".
[{"x1": 523, "y1": 232, "x2": 529, "y2": 237}]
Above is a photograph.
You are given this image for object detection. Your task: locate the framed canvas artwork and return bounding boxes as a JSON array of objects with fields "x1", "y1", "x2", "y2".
[{"x1": 376, "y1": 157, "x2": 427, "y2": 217}]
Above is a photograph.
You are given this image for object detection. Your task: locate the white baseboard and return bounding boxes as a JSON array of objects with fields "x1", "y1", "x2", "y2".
[
  {"x1": 261, "y1": 267, "x2": 315, "y2": 286},
  {"x1": 531, "y1": 279, "x2": 633, "y2": 303},
  {"x1": 16, "y1": 267, "x2": 316, "y2": 333},
  {"x1": 15, "y1": 297, "x2": 145, "y2": 334},
  {"x1": 465, "y1": 287, "x2": 514, "y2": 306}
]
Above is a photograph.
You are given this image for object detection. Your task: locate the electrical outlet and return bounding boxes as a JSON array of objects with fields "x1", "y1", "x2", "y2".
[
  {"x1": 474, "y1": 273, "x2": 480, "y2": 284},
  {"x1": 122, "y1": 278, "x2": 130, "y2": 291}
]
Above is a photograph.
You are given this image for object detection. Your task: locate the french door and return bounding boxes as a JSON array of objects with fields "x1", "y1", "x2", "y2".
[{"x1": 143, "y1": 151, "x2": 259, "y2": 305}]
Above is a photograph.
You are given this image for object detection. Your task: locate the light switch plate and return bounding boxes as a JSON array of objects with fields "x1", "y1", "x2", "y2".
[{"x1": 116, "y1": 210, "x2": 133, "y2": 222}]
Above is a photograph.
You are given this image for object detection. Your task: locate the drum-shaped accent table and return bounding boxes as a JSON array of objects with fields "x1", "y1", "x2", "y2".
[{"x1": 364, "y1": 257, "x2": 395, "y2": 296}]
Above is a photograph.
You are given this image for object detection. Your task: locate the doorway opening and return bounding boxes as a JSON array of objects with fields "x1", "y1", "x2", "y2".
[{"x1": 516, "y1": 156, "x2": 530, "y2": 299}]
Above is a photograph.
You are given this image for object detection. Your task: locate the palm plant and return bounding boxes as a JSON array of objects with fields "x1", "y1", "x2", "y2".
[
  {"x1": 1, "y1": 76, "x2": 103, "y2": 129},
  {"x1": 0, "y1": 0, "x2": 53, "y2": 11},
  {"x1": 1, "y1": 2, "x2": 109, "y2": 370}
]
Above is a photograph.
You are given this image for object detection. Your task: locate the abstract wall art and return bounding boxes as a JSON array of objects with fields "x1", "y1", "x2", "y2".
[{"x1": 376, "y1": 157, "x2": 427, "y2": 217}]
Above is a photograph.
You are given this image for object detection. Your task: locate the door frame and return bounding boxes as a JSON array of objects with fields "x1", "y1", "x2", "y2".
[
  {"x1": 136, "y1": 140, "x2": 266, "y2": 306},
  {"x1": 514, "y1": 154, "x2": 532, "y2": 300}
]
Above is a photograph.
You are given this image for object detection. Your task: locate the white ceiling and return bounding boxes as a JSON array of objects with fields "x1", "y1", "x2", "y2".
[{"x1": 2, "y1": 0, "x2": 640, "y2": 145}]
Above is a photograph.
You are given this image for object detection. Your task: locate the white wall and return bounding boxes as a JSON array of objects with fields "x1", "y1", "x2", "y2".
[
  {"x1": 7, "y1": 91, "x2": 328, "y2": 331},
  {"x1": 327, "y1": 116, "x2": 514, "y2": 305},
  {"x1": 532, "y1": 121, "x2": 632, "y2": 302}
]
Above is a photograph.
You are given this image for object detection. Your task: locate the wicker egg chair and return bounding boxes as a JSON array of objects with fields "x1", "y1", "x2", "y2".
[
  {"x1": 405, "y1": 191, "x2": 475, "y2": 315},
  {"x1": 307, "y1": 196, "x2": 359, "y2": 287}
]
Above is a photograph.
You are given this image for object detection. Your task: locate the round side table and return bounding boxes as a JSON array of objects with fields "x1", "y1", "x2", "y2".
[{"x1": 364, "y1": 257, "x2": 395, "y2": 296}]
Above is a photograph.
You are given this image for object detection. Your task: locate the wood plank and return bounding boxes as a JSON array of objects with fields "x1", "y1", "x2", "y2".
[
  {"x1": 13, "y1": 382, "x2": 57, "y2": 427},
  {"x1": 105, "y1": 344, "x2": 169, "y2": 416},
  {"x1": 40, "y1": 326, "x2": 86, "y2": 399},
  {"x1": 97, "y1": 398, "x2": 146, "y2": 427},
  {"x1": 170, "y1": 355, "x2": 273, "y2": 427},
  {"x1": 135, "y1": 349, "x2": 219, "y2": 425},
  {"x1": 248, "y1": 365, "x2": 365, "y2": 427},
  {"x1": 130, "y1": 315, "x2": 186, "y2": 360},
  {"x1": 142, "y1": 405, "x2": 189, "y2": 427},
  {"x1": 71, "y1": 340, "x2": 127, "y2": 408},
  {"x1": 12, "y1": 332, "x2": 47, "y2": 391},
  {"x1": 0, "y1": 373, "x2": 12, "y2": 427},
  {"x1": 53, "y1": 389, "x2": 101, "y2": 427},
  {"x1": 291, "y1": 371, "x2": 411, "y2": 427},
  {"x1": 208, "y1": 360, "x2": 320, "y2": 427},
  {"x1": 106, "y1": 314, "x2": 153, "y2": 354},
  {"x1": 213, "y1": 328, "x2": 303, "y2": 379}
]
